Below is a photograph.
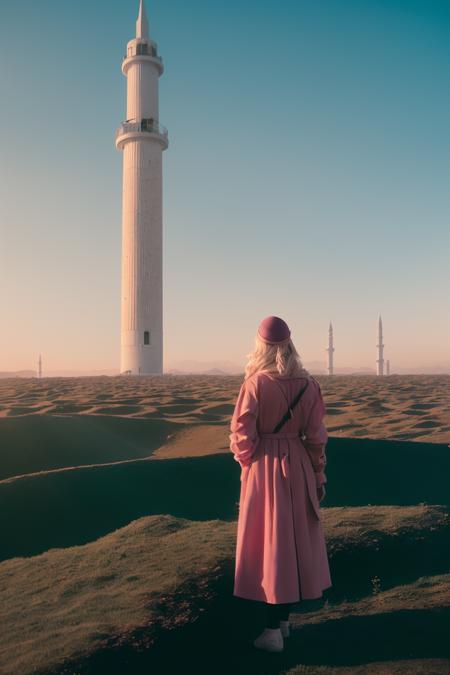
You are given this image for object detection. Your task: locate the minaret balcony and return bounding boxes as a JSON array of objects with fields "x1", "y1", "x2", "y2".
[
  {"x1": 115, "y1": 118, "x2": 169, "y2": 150},
  {"x1": 122, "y1": 41, "x2": 163, "y2": 76}
]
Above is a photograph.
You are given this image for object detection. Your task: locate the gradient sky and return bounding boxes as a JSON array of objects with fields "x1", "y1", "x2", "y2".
[{"x1": 0, "y1": 0, "x2": 449, "y2": 373}]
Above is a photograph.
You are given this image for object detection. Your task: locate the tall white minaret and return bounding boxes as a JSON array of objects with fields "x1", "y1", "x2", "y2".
[
  {"x1": 38, "y1": 354, "x2": 42, "y2": 379},
  {"x1": 116, "y1": 1, "x2": 168, "y2": 375},
  {"x1": 376, "y1": 315, "x2": 384, "y2": 376},
  {"x1": 326, "y1": 321, "x2": 334, "y2": 375}
]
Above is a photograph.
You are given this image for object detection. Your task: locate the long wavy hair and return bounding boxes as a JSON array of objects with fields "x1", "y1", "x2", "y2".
[{"x1": 244, "y1": 333, "x2": 311, "y2": 380}]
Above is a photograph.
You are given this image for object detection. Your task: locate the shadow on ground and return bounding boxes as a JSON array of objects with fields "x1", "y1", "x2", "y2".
[
  {"x1": 1, "y1": 437, "x2": 449, "y2": 561},
  {"x1": 49, "y1": 563, "x2": 450, "y2": 675},
  {"x1": 0, "y1": 415, "x2": 175, "y2": 480}
]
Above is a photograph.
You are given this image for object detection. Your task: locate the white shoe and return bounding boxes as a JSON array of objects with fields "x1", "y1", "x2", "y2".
[
  {"x1": 280, "y1": 620, "x2": 290, "y2": 638},
  {"x1": 253, "y1": 627, "x2": 284, "y2": 652}
]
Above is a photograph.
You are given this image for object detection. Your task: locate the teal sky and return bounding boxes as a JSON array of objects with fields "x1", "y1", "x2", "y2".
[{"x1": 0, "y1": 0, "x2": 449, "y2": 373}]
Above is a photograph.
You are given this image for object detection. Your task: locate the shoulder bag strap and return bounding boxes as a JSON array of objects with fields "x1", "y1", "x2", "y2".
[{"x1": 271, "y1": 378, "x2": 310, "y2": 433}]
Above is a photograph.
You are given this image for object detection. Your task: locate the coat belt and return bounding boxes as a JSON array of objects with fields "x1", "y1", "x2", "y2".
[
  {"x1": 259, "y1": 432, "x2": 298, "y2": 478},
  {"x1": 255, "y1": 433, "x2": 320, "y2": 518}
]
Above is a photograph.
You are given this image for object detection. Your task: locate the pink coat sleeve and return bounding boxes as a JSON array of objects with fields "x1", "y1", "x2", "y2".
[
  {"x1": 303, "y1": 380, "x2": 328, "y2": 488},
  {"x1": 229, "y1": 377, "x2": 259, "y2": 469}
]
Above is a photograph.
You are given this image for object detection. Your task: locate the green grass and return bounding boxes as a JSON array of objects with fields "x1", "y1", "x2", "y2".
[
  {"x1": 0, "y1": 415, "x2": 176, "y2": 480},
  {"x1": 0, "y1": 514, "x2": 234, "y2": 675},
  {"x1": 1, "y1": 437, "x2": 450, "y2": 562},
  {"x1": 1, "y1": 504, "x2": 449, "y2": 675}
]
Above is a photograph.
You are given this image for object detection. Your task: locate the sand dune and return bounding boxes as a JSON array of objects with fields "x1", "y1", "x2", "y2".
[
  {"x1": 0, "y1": 374, "x2": 448, "y2": 446},
  {"x1": 0, "y1": 374, "x2": 447, "y2": 487},
  {"x1": 151, "y1": 424, "x2": 229, "y2": 459}
]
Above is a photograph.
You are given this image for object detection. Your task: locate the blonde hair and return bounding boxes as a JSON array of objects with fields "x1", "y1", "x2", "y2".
[{"x1": 244, "y1": 333, "x2": 311, "y2": 380}]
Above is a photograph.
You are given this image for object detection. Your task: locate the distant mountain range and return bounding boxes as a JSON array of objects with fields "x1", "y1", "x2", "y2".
[
  {"x1": 0, "y1": 370, "x2": 36, "y2": 378},
  {"x1": 166, "y1": 360, "x2": 450, "y2": 376},
  {"x1": 1, "y1": 361, "x2": 449, "y2": 378}
]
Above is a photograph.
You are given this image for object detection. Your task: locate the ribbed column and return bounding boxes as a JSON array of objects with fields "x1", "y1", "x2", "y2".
[
  {"x1": 126, "y1": 62, "x2": 159, "y2": 121},
  {"x1": 120, "y1": 139, "x2": 163, "y2": 374},
  {"x1": 121, "y1": 141, "x2": 138, "y2": 333}
]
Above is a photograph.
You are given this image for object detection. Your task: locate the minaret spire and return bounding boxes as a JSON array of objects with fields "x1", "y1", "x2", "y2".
[{"x1": 136, "y1": 0, "x2": 149, "y2": 39}]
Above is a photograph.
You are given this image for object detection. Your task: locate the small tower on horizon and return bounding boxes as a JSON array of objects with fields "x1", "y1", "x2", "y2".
[
  {"x1": 386, "y1": 359, "x2": 390, "y2": 376},
  {"x1": 38, "y1": 354, "x2": 42, "y2": 379},
  {"x1": 116, "y1": 0, "x2": 168, "y2": 375},
  {"x1": 376, "y1": 315, "x2": 384, "y2": 376},
  {"x1": 326, "y1": 321, "x2": 335, "y2": 376}
]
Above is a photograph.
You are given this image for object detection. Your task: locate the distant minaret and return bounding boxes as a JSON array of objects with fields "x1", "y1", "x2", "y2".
[
  {"x1": 376, "y1": 315, "x2": 384, "y2": 376},
  {"x1": 38, "y1": 354, "x2": 42, "y2": 379},
  {"x1": 326, "y1": 321, "x2": 335, "y2": 375},
  {"x1": 386, "y1": 359, "x2": 390, "y2": 376},
  {"x1": 116, "y1": 0, "x2": 168, "y2": 375}
]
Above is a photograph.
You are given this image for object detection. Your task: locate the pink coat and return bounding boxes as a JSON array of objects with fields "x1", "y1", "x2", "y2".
[{"x1": 229, "y1": 371, "x2": 333, "y2": 604}]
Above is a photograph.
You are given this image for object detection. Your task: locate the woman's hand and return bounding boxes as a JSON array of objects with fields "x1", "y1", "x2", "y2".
[{"x1": 317, "y1": 484, "x2": 326, "y2": 503}]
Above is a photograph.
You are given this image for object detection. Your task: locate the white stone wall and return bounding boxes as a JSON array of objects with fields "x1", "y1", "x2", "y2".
[
  {"x1": 120, "y1": 139, "x2": 163, "y2": 374},
  {"x1": 126, "y1": 59, "x2": 159, "y2": 121}
]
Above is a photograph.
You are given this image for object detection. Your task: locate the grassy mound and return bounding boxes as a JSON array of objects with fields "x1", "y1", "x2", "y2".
[
  {"x1": 0, "y1": 514, "x2": 234, "y2": 675},
  {"x1": 2, "y1": 437, "x2": 449, "y2": 562},
  {"x1": 1, "y1": 504, "x2": 449, "y2": 674},
  {"x1": 0, "y1": 415, "x2": 175, "y2": 480}
]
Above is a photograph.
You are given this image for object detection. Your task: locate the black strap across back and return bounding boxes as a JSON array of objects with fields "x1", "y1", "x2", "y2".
[{"x1": 270, "y1": 377, "x2": 310, "y2": 434}]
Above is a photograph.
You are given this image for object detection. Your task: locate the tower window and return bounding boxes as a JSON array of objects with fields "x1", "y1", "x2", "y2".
[
  {"x1": 136, "y1": 43, "x2": 148, "y2": 55},
  {"x1": 144, "y1": 330, "x2": 150, "y2": 345}
]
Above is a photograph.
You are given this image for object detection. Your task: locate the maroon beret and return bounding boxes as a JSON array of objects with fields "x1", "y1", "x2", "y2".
[{"x1": 257, "y1": 316, "x2": 291, "y2": 345}]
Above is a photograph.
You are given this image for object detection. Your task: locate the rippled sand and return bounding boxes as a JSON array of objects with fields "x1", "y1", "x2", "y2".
[{"x1": 0, "y1": 374, "x2": 448, "y2": 450}]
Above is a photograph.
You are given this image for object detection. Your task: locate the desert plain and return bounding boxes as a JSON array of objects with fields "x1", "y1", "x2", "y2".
[{"x1": 0, "y1": 373, "x2": 449, "y2": 674}]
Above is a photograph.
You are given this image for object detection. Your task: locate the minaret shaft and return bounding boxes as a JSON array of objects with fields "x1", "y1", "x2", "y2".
[
  {"x1": 116, "y1": 3, "x2": 168, "y2": 375},
  {"x1": 326, "y1": 322, "x2": 334, "y2": 376},
  {"x1": 126, "y1": 62, "x2": 159, "y2": 121},
  {"x1": 376, "y1": 316, "x2": 384, "y2": 376}
]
